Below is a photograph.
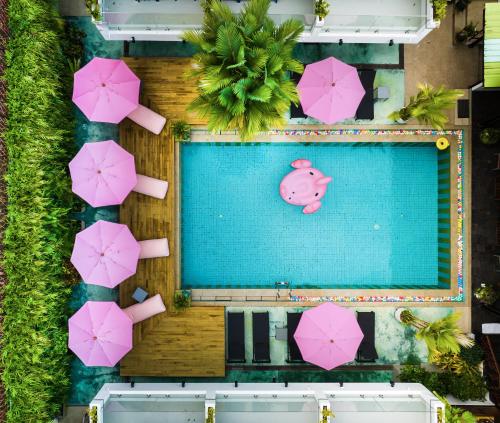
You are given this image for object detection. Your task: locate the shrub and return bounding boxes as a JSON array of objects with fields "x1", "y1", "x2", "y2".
[
  {"x1": 399, "y1": 365, "x2": 488, "y2": 401},
  {"x1": 174, "y1": 290, "x2": 192, "y2": 312},
  {"x1": 183, "y1": 0, "x2": 304, "y2": 141},
  {"x1": 433, "y1": 0, "x2": 448, "y2": 21},
  {"x1": 171, "y1": 120, "x2": 191, "y2": 142},
  {"x1": 434, "y1": 393, "x2": 475, "y2": 423},
  {"x1": 314, "y1": 0, "x2": 330, "y2": 20},
  {"x1": 2, "y1": 0, "x2": 77, "y2": 422},
  {"x1": 459, "y1": 343, "x2": 484, "y2": 367}
]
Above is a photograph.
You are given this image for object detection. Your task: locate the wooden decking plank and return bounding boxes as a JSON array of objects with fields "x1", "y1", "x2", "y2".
[{"x1": 118, "y1": 57, "x2": 224, "y2": 377}]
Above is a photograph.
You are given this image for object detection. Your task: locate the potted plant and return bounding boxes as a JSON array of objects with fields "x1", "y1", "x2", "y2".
[
  {"x1": 206, "y1": 406, "x2": 215, "y2": 423},
  {"x1": 320, "y1": 405, "x2": 334, "y2": 422},
  {"x1": 432, "y1": 0, "x2": 448, "y2": 21},
  {"x1": 479, "y1": 128, "x2": 500, "y2": 145},
  {"x1": 88, "y1": 406, "x2": 98, "y2": 423},
  {"x1": 171, "y1": 120, "x2": 191, "y2": 142},
  {"x1": 455, "y1": 22, "x2": 478, "y2": 43},
  {"x1": 388, "y1": 84, "x2": 462, "y2": 129},
  {"x1": 474, "y1": 283, "x2": 500, "y2": 305},
  {"x1": 174, "y1": 289, "x2": 192, "y2": 312},
  {"x1": 315, "y1": 0, "x2": 330, "y2": 22},
  {"x1": 183, "y1": 0, "x2": 304, "y2": 141},
  {"x1": 85, "y1": 0, "x2": 101, "y2": 21}
]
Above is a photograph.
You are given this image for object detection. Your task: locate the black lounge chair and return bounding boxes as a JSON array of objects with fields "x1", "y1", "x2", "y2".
[
  {"x1": 290, "y1": 72, "x2": 307, "y2": 119},
  {"x1": 227, "y1": 312, "x2": 246, "y2": 363},
  {"x1": 356, "y1": 311, "x2": 379, "y2": 362},
  {"x1": 252, "y1": 312, "x2": 271, "y2": 363},
  {"x1": 287, "y1": 312, "x2": 304, "y2": 363},
  {"x1": 356, "y1": 69, "x2": 376, "y2": 120}
]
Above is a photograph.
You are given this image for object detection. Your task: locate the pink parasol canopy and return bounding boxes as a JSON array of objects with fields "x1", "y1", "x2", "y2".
[
  {"x1": 71, "y1": 220, "x2": 141, "y2": 288},
  {"x1": 69, "y1": 301, "x2": 133, "y2": 367},
  {"x1": 69, "y1": 140, "x2": 138, "y2": 208},
  {"x1": 73, "y1": 57, "x2": 141, "y2": 124},
  {"x1": 294, "y1": 302, "x2": 364, "y2": 370},
  {"x1": 297, "y1": 57, "x2": 366, "y2": 124}
]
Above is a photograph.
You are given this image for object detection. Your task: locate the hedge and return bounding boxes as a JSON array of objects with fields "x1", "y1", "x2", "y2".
[{"x1": 2, "y1": 0, "x2": 78, "y2": 421}]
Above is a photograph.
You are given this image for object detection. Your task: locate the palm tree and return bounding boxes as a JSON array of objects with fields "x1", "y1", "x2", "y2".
[
  {"x1": 397, "y1": 310, "x2": 473, "y2": 359},
  {"x1": 183, "y1": 0, "x2": 304, "y2": 141},
  {"x1": 389, "y1": 84, "x2": 462, "y2": 130}
]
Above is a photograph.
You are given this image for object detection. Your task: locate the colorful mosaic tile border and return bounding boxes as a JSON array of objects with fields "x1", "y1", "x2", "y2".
[{"x1": 266, "y1": 129, "x2": 465, "y2": 303}]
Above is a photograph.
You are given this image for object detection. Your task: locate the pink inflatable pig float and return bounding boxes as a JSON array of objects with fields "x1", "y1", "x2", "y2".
[{"x1": 279, "y1": 159, "x2": 332, "y2": 214}]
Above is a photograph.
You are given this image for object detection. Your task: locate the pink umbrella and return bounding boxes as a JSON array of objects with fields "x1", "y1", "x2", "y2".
[
  {"x1": 71, "y1": 220, "x2": 170, "y2": 288},
  {"x1": 72, "y1": 57, "x2": 166, "y2": 134},
  {"x1": 69, "y1": 140, "x2": 138, "y2": 208},
  {"x1": 69, "y1": 301, "x2": 132, "y2": 367},
  {"x1": 71, "y1": 220, "x2": 141, "y2": 288},
  {"x1": 297, "y1": 57, "x2": 366, "y2": 124},
  {"x1": 294, "y1": 302, "x2": 364, "y2": 370}
]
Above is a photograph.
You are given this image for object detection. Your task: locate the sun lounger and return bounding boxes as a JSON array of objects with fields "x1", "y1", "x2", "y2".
[
  {"x1": 356, "y1": 69, "x2": 376, "y2": 120},
  {"x1": 138, "y1": 238, "x2": 170, "y2": 259},
  {"x1": 253, "y1": 312, "x2": 271, "y2": 363},
  {"x1": 227, "y1": 312, "x2": 246, "y2": 363},
  {"x1": 287, "y1": 312, "x2": 304, "y2": 363},
  {"x1": 133, "y1": 174, "x2": 168, "y2": 199},
  {"x1": 123, "y1": 293, "x2": 166, "y2": 324},
  {"x1": 356, "y1": 311, "x2": 379, "y2": 362},
  {"x1": 127, "y1": 104, "x2": 167, "y2": 135}
]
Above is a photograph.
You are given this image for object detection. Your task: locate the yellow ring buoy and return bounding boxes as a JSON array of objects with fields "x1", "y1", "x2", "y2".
[{"x1": 436, "y1": 137, "x2": 449, "y2": 150}]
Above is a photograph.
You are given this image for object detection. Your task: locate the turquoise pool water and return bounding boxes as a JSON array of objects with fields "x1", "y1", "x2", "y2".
[{"x1": 181, "y1": 142, "x2": 442, "y2": 290}]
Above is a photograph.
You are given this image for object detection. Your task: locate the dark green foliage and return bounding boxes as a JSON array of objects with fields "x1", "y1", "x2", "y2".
[
  {"x1": 3, "y1": 0, "x2": 78, "y2": 422},
  {"x1": 174, "y1": 290, "x2": 192, "y2": 311},
  {"x1": 183, "y1": 0, "x2": 304, "y2": 140},
  {"x1": 459, "y1": 344, "x2": 484, "y2": 367},
  {"x1": 171, "y1": 120, "x2": 191, "y2": 141},
  {"x1": 61, "y1": 21, "x2": 86, "y2": 74},
  {"x1": 399, "y1": 365, "x2": 488, "y2": 401}
]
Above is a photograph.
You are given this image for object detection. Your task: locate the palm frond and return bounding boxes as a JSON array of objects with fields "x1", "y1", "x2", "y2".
[{"x1": 183, "y1": 0, "x2": 303, "y2": 140}]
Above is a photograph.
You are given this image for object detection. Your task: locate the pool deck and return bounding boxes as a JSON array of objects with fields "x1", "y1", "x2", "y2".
[
  {"x1": 119, "y1": 57, "x2": 225, "y2": 377},
  {"x1": 117, "y1": 57, "x2": 471, "y2": 376}
]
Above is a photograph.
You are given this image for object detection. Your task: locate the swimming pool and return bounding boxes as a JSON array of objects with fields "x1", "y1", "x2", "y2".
[{"x1": 181, "y1": 142, "x2": 449, "y2": 290}]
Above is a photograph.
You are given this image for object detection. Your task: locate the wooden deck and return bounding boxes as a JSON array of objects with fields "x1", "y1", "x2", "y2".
[{"x1": 119, "y1": 57, "x2": 225, "y2": 377}]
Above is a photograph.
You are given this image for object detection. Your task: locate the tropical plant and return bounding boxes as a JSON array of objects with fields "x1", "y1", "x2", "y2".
[
  {"x1": 416, "y1": 313, "x2": 474, "y2": 358},
  {"x1": 85, "y1": 0, "x2": 101, "y2": 21},
  {"x1": 3, "y1": 0, "x2": 78, "y2": 421},
  {"x1": 88, "y1": 406, "x2": 98, "y2": 423},
  {"x1": 397, "y1": 310, "x2": 474, "y2": 359},
  {"x1": 430, "y1": 351, "x2": 479, "y2": 377},
  {"x1": 480, "y1": 128, "x2": 500, "y2": 145},
  {"x1": 433, "y1": 0, "x2": 448, "y2": 21},
  {"x1": 174, "y1": 290, "x2": 192, "y2": 311},
  {"x1": 206, "y1": 406, "x2": 215, "y2": 423},
  {"x1": 320, "y1": 406, "x2": 334, "y2": 422},
  {"x1": 399, "y1": 365, "x2": 488, "y2": 401},
  {"x1": 315, "y1": 0, "x2": 330, "y2": 20},
  {"x1": 474, "y1": 282, "x2": 499, "y2": 304},
  {"x1": 61, "y1": 21, "x2": 86, "y2": 74},
  {"x1": 446, "y1": 371, "x2": 488, "y2": 401},
  {"x1": 434, "y1": 393, "x2": 475, "y2": 423},
  {"x1": 455, "y1": 22, "x2": 478, "y2": 43},
  {"x1": 171, "y1": 120, "x2": 191, "y2": 141},
  {"x1": 399, "y1": 365, "x2": 450, "y2": 396},
  {"x1": 389, "y1": 84, "x2": 462, "y2": 130},
  {"x1": 459, "y1": 343, "x2": 484, "y2": 367},
  {"x1": 183, "y1": 0, "x2": 304, "y2": 141}
]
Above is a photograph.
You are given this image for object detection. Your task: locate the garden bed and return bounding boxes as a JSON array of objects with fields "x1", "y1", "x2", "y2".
[{"x1": 2, "y1": 0, "x2": 78, "y2": 421}]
